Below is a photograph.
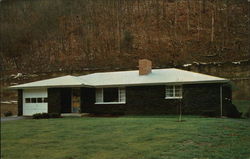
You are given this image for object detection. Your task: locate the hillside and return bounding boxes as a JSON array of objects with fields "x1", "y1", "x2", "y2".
[{"x1": 0, "y1": 0, "x2": 249, "y2": 74}]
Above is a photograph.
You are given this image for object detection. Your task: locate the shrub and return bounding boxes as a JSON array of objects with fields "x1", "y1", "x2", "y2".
[
  {"x1": 33, "y1": 113, "x2": 61, "y2": 119},
  {"x1": 225, "y1": 103, "x2": 241, "y2": 118},
  {"x1": 4, "y1": 111, "x2": 13, "y2": 117}
]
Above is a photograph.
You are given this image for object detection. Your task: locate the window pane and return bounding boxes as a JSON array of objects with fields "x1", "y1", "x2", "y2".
[
  {"x1": 96, "y1": 88, "x2": 103, "y2": 103},
  {"x1": 174, "y1": 85, "x2": 182, "y2": 97},
  {"x1": 175, "y1": 90, "x2": 181, "y2": 97},
  {"x1": 31, "y1": 98, "x2": 37, "y2": 103},
  {"x1": 119, "y1": 88, "x2": 126, "y2": 102},
  {"x1": 166, "y1": 86, "x2": 174, "y2": 97},
  {"x1": 37, "y1": 98, "x2": 43, "y2": 103},
  {"x1": 166, "y1": 90, "x2": 174, "y2": 97},
  {"x1": 43, "y1": 98, "x2": 48, "y2": 103},
  {"x1": 25, "y1": 98, "x2": 31, "y2": 103},
  {"x1": 103, "y1": 88, "x2": 118, "y2": 102}
]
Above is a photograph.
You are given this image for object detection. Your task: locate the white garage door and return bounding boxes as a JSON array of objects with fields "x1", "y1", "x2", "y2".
[{"x1": 23, "y1": 89, "x2": 48, "y2": 116}]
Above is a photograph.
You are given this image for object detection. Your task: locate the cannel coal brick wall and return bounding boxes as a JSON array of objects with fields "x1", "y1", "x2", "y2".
[
  {"x1": 81, "y1": 86, "x2": 180, "y2": 115},
  {"x1": 48, "y1": 88, "x2": 61, "y2": 113},
  {"x1": 81, "y1": 88, "x2": 126, "y2": 114},
  {"x1": 183, "y1": 84, "x2": 221, "y2": 116},
  {"x1": 81, "y1": 83, "x2": 231, "y2": 115},
  {"x1": 18, "y1": 89, "x2": 23, "y2": 116},
  {"x1": 48, "y1": 88, "x2": 72, "y2": 113},
  {"x1": 125, "y1": 86, "x2": 179, "y2": 114}
]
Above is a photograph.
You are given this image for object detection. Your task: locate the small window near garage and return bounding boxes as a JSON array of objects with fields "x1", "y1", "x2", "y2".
[
  {"x1": 25, "y1": 98, "x2": 31, "y2": 103},
  {"x1": 31, "y1": 98, "x2": 37, "y2": 103},
  {"x1": 43, "y1": 98, "x2": 48, "y2": 103},
  {"x1": 95, "y1": 88, "x2": 126, "y2": 104},
  {"x1": 37, "y1": 98, "x2": 43, "y2": 103},
  {"x1": 165, "y1": 85, "x2": 182, "y2": 99}
]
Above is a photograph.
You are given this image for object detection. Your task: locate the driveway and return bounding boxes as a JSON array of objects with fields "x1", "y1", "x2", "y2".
[{"x1": 1, "y1": 116, "x2": 29, "y2": 122}]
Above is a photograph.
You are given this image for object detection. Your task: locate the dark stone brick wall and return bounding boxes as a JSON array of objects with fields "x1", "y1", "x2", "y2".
[
  {"x1": 126, "y1": 86, "x2": 180, "y2": 114},
  {"x1": 81, "y1": 86, "x2": 180, "y2": 115},
  {"x1": 81, "y1": 88, "x2": 126, "y2": 114},
  {"x1": 48, "y1": 88, "x2": 72, "y2": 114},
  {"x1": 42, "y1": 83, "x2": 238, "y2": 116},
  {"x1": 48, "y1": 88, "x2": 61, "y2": 113},
  {"x1": 18, "y1": 89, "x2": 23, "y2": 116},
  {"x1": 80, "y1": 83, "x2": 235, "y2": 116},
  {"x1": 183, "y1": 84, "x2": 221, "y2": 116},
  {"x1": 60, "y1": 88, "x2": 72, "y2": 113}
]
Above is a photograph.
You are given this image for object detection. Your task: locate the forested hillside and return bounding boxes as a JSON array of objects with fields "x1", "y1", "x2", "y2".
[{"x1": 0, "y1": 0, "x2": 249, "y2": 74}]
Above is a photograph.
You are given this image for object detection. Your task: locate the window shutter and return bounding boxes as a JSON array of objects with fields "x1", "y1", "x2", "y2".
[
  {"x1": 96, "y1": 88, "x2": 103, "y2": 103},
  {"x1": 119, "y1": 88, "x2": 126, "y2": 102}
]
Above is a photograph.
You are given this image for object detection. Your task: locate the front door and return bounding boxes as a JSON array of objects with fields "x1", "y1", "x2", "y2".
[{"x1": 71, "y1": 88, "x2": 81, "y2": 113}]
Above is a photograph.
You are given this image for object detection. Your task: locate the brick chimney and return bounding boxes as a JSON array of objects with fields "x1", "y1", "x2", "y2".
[{"x1": 139, "y1": 59, "x2": 152, "y2": 75}]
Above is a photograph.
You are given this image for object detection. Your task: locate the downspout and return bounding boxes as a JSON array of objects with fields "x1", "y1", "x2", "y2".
[{"x1": 220, "y1": 85, "x2": 223, "y2": 117}]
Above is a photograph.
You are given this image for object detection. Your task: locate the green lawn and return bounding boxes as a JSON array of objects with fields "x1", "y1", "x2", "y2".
[
  {"x1": 233, "y1": 100, "x2": 250, "y2": 117},
  {"x1": 1, "y1": 116, "x2": 250, "y2": 159}
]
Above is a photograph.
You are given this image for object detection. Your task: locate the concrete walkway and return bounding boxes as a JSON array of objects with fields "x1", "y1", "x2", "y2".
[{"x1": 1, "y1": 116, "x2": 29, "y2": 122}]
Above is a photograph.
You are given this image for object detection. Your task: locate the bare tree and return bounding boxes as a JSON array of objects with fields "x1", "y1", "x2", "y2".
[
  {"x1": 211, "y1": 5, "x2": 215, "y2": 42},
  {"x1": 187, "y1": 0, "x2": 190, "y2": 31},
  {"x1": 197, "y1": 0, "x2": 202, "y2": 41},
  {"x1": 174, "y1": 0, "x2": 178, "y2": 39}
]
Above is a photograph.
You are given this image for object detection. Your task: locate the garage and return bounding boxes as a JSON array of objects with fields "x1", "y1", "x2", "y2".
[{"x1": 23, "y1": 89, "x2": 48, "y2": 116}]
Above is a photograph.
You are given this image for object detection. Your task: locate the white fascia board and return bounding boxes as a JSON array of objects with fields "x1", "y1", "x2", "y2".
[{"x1": 91, "y1": 80, "x2": 230, "y2": 88}]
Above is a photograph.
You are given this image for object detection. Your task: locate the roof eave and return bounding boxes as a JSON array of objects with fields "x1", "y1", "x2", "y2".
[
  {"x1": 92, "y1": 80, "x2": 230, "y2": 88},
  {"x1": 8, "y1": 84, "x2": 90, "y2": 90}
]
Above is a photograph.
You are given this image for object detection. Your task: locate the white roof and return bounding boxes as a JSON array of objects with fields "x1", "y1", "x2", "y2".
[
  {"x1": 10, "y1": 68, "x2": 229, "y2": 89},
  {"x1": 10, "y1": 75, "x2": 83, "y2": 89}
]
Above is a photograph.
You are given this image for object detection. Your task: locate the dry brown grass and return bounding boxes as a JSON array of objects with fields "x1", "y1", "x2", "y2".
[{"x1": 1, "y1": 104, "x2": 17, "y2": 117}]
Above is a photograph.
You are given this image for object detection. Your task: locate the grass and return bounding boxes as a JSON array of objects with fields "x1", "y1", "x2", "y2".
[
  {"x1": 233, "y1": 100, "x2": 250, "y2": 116},
  {"x1": 1, "y1": 116, "x2": 250, "y2": 159}
]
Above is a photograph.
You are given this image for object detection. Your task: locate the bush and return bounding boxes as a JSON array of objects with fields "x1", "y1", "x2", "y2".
[
  {"x1": 33, "y1": 113, "x2": 61, "y2": 119},
  {"x1": 224, "y1": 103, "x2": 241, "y2": 118},
  {"x1": 4, "y1": 111, "x2": 13, "y2": 117}
]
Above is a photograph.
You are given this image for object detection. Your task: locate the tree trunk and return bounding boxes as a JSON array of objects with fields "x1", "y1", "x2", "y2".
[
  {"x1": 187, "y1": 0, "x2": 190, "y2": 31},
  {"x1": 197, "y1": 0, "x2": 202, "y2": 41},
  {"x1": 202, "y1": 0, "x2": 206, "y2": 13},
  {"x1": 174, "y1": 1, "x2": 178, "y2": 39},
  {"x1": 211, "y1": 8, "x2": 214, "y2": 42}
]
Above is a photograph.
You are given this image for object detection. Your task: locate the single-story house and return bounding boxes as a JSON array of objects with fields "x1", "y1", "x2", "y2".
[{"x1": 10, "y1": 59, "x2": 239, "y2": 117}]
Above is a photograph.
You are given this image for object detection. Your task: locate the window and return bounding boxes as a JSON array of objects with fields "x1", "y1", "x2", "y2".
[
  {"x1": 95, "y1": 88, "x2": 126, "y2": 104},
  {"x1": 37, "y1": 98, "x2": 43, "y2": 103},
  {"x1": 31, "y1": 98, "x2": 37, "y2": 103},
  {"x1": 165, "y1": 85, "x2": 182, "y2": 99},
  {"x1": 43, "y1": 98, "x2": 48, "y2": 103},
  {"x1": 25, "y1": 98, "x2": 31, "y2": 103},
  {"x1": 104, "y1": 88, "x2": 119, "y2": 102},
  {"x1": 25, "y1": 97, "x2": 48, "y2": 103}
]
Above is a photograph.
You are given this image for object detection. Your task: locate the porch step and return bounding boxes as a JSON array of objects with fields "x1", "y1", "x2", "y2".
[{"x1": 61, "y1": 113, "x2": 88, "y2": 117}]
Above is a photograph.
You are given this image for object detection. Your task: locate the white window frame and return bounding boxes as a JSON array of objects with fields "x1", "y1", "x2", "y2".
[
  {"x1": 165, "y1": 85, "x2": 183, "y2": 99},
  {"x1": 95, "y1": 87, "x2": 126, "y2": 104}
]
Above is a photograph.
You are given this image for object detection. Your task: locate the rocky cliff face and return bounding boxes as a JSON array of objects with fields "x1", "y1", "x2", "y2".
[{"x1": 0, "y1": 0, "x2": 249, "y2": 74}]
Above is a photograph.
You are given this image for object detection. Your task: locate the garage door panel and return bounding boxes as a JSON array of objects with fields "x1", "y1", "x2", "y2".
[{"x1": 23, "y1": 89, "x2": 48, "y2": 116}]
